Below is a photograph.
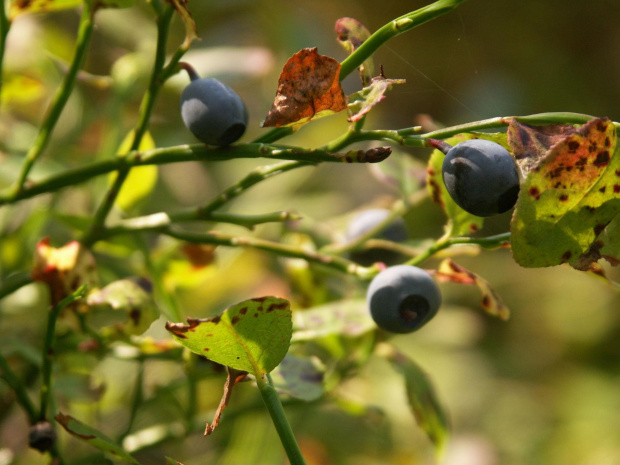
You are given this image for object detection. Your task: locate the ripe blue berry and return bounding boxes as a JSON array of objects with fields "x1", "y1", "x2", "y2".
[
  {"x1": 366, "y1": 265, "x2": 441, "y2": 334},
  {"x1": 346, "y1": 209, "x2": 407, "y2": 266},
  {"x1": 441, "y1": 139, "x2": 520, "y2": 217},
  {"x1": 180, "y1": 77, "x2": 248, "y2": 146}
]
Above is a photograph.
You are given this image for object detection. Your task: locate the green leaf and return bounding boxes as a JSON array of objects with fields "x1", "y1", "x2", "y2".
[
  {"x1": 597, "y1": 214, "x2": 620, "y2": 266},
  {"x1": 510, "y1": 118, "x2": 620, "y2": 267},
  {"x1": 86, "y1": 279, "x2": 159, "y2": 336},
  {"x1": 270, "y1": 354, "x2": 325, "y2": 401},
  {"x1": 9, "y1": 0, "x2": 81, "y2": 18},
  {"x1": 347, "y1": 75, "x2": 406, "y2": 122},
  {"x1": 166, "y1": 458, "x2": 183, "y2": 465},
  {"x1": 335, "y1": 17, "x2": 374, "y2": 86},
  {"x1": 426, "y1": 134, "x2": 485, "y2": 236},
  {"x1": 55, "y1": 412, "x2": 140, "y2": 464},
  {"x1": 291, "y1": 299, "x2": 375, "y2": 342},
  {"x1": 111, "y1": 130, "x2": 158, "y2": 212},
  {"x1": 380, "y1": 344, "x2": 449, "y2": 454},
  {"x1": 165, "y1": 297, "x2": 292, "y2": 377}
]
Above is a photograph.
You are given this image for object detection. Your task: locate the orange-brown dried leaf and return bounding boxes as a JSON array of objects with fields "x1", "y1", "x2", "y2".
[
  {"x1": 204, "y1": 367, "x2": 247, "y2": 435},
  {"x1": 435, "y1": 259, "x2": 510, "y2": 320},
  {"x1": 32, "y1": 238, "x2": 98, "y2": 307},
  {"x1": 262, "y1": 48, "x2": 347, "y2": 128}
]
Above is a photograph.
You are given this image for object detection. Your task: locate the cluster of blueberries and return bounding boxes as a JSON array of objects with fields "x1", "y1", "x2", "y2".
[{"x1": 180, "y1": 73, "x2": 520, "y2": 335}]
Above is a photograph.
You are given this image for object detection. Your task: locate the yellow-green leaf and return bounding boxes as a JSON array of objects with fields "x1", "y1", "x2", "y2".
[
  {"x1": 165, "y1": 297, "x2": 292, "y2": 377},
  {"x1": 111, "y1": 130, "x2": 158, "y2": 211}
]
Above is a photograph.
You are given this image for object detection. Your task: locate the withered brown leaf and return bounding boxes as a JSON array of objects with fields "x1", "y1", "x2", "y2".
[{"x1": 262, "y1": 47, "x2": 347, "y2": 128}]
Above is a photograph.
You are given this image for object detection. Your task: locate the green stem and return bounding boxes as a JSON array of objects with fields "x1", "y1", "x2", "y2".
[
  {"x1": 256, "y1": 374, "x2": 307, "y2": 465},
  {"x1": 39, "y1": 285, "x2": 88, "y2": 421},
  {"x1": 0, "y1": 0, "x2": 11, "y2": 112},
  {"x1": 11, "y1": 1, "x2": 96, "y2": 196},
  {"x1": 0, "y1": 144, "x2": 375, "y2": 207},
  {"x1": 0, "y1": 352, "x2": 38, "y2": 424},
  {"x1": 200, "y1": 160, "x2": 309, "y2": 214},
  {"x1": 0, "y1": 112, "x2": 607, "y2": 208},
  {"x1": 82, "y1": 6, "x2": 175, "y2": 247},
  {"x1": 407, "y1": 232, "x2": 511, "y2": 267},
  {"x1": 340, "y1": 0, "x2": 468, "y2": 79},
  {"x1": 162, "y1": 228, "x2": 378, "y2": 280}
]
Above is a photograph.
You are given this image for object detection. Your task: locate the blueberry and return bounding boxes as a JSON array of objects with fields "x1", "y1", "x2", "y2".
[
  {"x1": 366, "y1": 265, "x2": 441, "y2": 333},
  {"x1": 346, "y1": 209, "x2": 408, "y2": 266},
  {"x1": 180, "y1": 77, "x2": 248, "y2": 146},
  {"x1": 441, "y1": 139, "x2": 520, "y2": 217}
]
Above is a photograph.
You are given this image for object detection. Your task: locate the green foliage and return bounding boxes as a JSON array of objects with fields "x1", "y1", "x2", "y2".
[
  {"x1": 166, "y1": 297, "x2": 292, "y2": 377},
  {"x1": 0, "y1": 0, "x2": 619, "y2": 464}
]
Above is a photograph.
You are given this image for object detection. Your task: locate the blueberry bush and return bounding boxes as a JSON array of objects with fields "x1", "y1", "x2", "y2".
[{"x1": 1, "y1": 1, "x2": 619, "y2": 464}]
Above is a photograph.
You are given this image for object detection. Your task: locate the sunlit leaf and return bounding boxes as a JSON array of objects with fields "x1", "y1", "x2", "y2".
[
  {"x1": 55, "y1": 413, "x2": 140, "y2": 464},
  {"x1": 111, "y1": 130, "x2": 158, "y2": 212},
  {"x1": 435, "y1": 258, "x2": 510, "y2": 320},
  {"x1": 166, "y1": 458, "x2": 183, "y2": 465},
  {"x1": 262, "y1": 48, "x2": 347, "y2": 128},
  {"x1": 291, "y1": 299, "x2": 375, "y2": 342},
  {"x1": 509, "y1": 118, "x2": 620, "y2": 267},
  {"x1": 335, "y1": 17, "x2": 373, "y2": 86},
  {"x1": 347, "y1": 75, "x2": 406, "y2": 122},
  {"x1": 379, "y1": 344, "x2": 449, "y2": 454},
  {"x1": 165, "y1": 297, "x2": 292, "y2": 376},
  {"x1": 9, "y1": 0, "x2": 81, "y2": 18},
  {"x1": 270, "y1": 354, "x2": 325, "y2": 401}
]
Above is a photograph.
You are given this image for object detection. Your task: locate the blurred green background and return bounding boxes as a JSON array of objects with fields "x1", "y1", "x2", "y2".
[{"x1": 1, "y1": 1, "x2": 620, "y2": 464}]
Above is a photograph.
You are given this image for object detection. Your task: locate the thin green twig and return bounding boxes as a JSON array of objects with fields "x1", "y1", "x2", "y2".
[
  {"x1": 406, "y1": 233, "x2": 511, "y2": 267},
  {"x1": 162, "y1": 228, "x2": 378, "y2": 280},
  {"x1": 0, "y1": 0, "x2": 11, "y2": 112},
  {"x1": 0, "y1": 352, "x2": 38, "y2": 424},
  {"x1": 39, "y1": 285, "x2": 88, "y2": 421},
  {"x1": 256, "y1": 374, "x2": 307, "y2": 465},
  {"x1": 11, "y1": 1, "x2": 96, "y2": 196},
  {"x1": 82, "y1": 5, "x2": 176, "y2": 247}
]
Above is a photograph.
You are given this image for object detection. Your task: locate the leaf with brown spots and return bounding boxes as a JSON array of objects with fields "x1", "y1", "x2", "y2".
[
  {"x1": 55, "y1": 413, "x2": 140, "y2": 464},
  {"x1": 435, "y1": 259, "x2": 510, "y2": 320},
  {"x1": 510, "y1": 118, "x2": 620, "y2": 267},
  {"x1": 86, "y1": 279, "x2": 159, "y2": 336},
  {"x1": 507, "y1": 120, "x2": 577, "y2": 175},
  {"x1": 262, "y1": 48, "x2": 347, "y2": 128},
  {"x1": 347, "y1": 75, "x2": 406, "y2": 122},
  {"x1": 335, "y1": 17, "x2": 374, "y2": 86},
  {"x1": 165, "y1": 297, "x2": 292, "y2": 376}
]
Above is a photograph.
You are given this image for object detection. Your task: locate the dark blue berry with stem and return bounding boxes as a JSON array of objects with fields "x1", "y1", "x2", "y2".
[
  {"x1": 346, "y1": 209, "x2": 408, "y2": 266},
  {"x1": 431, "y1": 138, "x2": 520, "y2": 217},
  {"x1": 179, "y1": 62, "x2": 249, "y2": 146},
  {"x1": 366, "y1": 265, "x2": 441, "y2": 334}
]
